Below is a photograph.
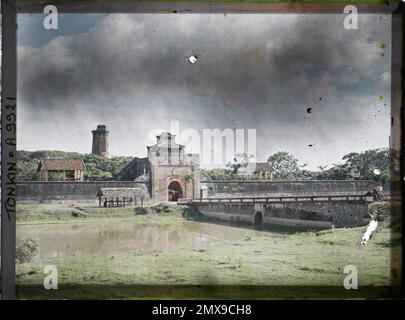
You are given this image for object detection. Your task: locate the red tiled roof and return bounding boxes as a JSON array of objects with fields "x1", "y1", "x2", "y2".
[
  {"x1": 254, "y1": 163, "x2": 273, "y2": 172},
  {"x1": 38, "y1": 159, "x2": 84, "y2": 171}
]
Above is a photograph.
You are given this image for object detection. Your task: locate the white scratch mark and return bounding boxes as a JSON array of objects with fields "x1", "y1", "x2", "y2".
[
  {"x1": 186, "y1": 55, "x2": 198, "y2": 64},
  {"x1": 360, "y1": 220, "x2": 378, "y2": 246},
  {"x1": 373, "y1": 169, "x2": 381, "y2": 175}
]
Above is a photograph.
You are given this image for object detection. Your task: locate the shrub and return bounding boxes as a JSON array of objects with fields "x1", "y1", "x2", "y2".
[
  {"x1": 16, "y1": 238, "x2": 39, "y2": 264},
  {"x1": 134, "y1": 207, "x2": 148, "y2": 215},
  {"x1": 151, "y1": 203, "x2": 170, "y2": 213},
  {"x1": 71, "y1": 209, "x2": 88, "y2": 218}
]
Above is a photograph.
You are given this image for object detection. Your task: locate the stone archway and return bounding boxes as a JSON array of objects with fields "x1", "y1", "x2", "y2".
[
  {"x1": 254, "y1": 212, "x2": 263, "y2": 225},
  {"x1": 168, "y1": 181, "x2": 183, "y2": 202}
]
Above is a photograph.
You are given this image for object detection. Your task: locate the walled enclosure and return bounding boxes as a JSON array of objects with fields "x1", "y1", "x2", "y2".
[
  {"x1": 201, "y1": 180, "x2": 378, "y2": 198},
  {"x1": 17, "y1": 181, "x2": 150, "y2": 203}
]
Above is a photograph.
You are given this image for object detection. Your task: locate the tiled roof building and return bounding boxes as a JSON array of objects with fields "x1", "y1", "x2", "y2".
[{"x1": 37, "y1": 159, "x2": 85, "y2": 181}]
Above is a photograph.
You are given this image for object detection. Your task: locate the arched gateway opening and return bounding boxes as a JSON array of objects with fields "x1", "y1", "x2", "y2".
[
  {"x1": 254, "y1": 212, "x2": 263, "y2": 225},
  {"x1": 168, "y1": 181, "x2": 183, "y2": 202}
]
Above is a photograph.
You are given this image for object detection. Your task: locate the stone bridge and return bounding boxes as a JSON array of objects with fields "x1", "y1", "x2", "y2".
[{"x1": 178, "y1": 194, "x2": 375, "y2": 228}]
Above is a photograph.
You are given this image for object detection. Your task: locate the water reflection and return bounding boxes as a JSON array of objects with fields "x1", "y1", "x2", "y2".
[{"x1": 17, "y1": 220, "x2": 273, "y2": 260}]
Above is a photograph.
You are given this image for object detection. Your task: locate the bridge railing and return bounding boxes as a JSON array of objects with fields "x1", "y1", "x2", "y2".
[{"x1": 177, "y1": 194, "x2": 374, "y2": 205}]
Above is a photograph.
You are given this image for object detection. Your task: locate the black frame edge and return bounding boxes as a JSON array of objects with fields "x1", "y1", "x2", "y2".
[{"x1": 1, "y1": 0, "x2": 17, "y2": 300}]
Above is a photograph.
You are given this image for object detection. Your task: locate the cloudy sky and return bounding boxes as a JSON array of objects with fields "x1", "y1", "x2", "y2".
[{"x1": 17, "y1": 13, "x2": 391, "y2": 169}]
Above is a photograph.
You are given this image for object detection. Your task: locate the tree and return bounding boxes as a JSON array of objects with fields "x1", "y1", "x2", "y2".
[
  {"x1": 312, "y1": 163, "x2": 351, "y2": 180},
  {"x1": 17, "y1": 159, "x2": 39, "y2": 181},
  {"x1": 341, "y1": 149, "x2": 390, "y2": 183},
  {"x1": 81, "y1": 154, "x2": 134, "y2": 181},
  {"x1": 310, "y1": 149, "x2": 390, "y2": 183},
  {"x1": 267, "y1": 151, "x2": 301, "y2": 180},
  {"x1": 226, "y1": 153, "x2": 254, "y2": 174},
  {"x1": 201, "y1": 168, "x2": 234, "y2": 181}
]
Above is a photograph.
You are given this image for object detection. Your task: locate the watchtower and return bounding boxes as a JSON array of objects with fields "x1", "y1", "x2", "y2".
[{"x1": 92, "y1": 124, "x2": 109, "y2": 157}]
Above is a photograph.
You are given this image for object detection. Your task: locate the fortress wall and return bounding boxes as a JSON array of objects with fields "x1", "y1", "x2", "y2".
[
  {"x1": 195, "y1": 200, "x2": 369, "y2": 228},
  {"x1": 201, "y1": 180, "x2": 377, "y2": 198},
  {"x1": 17, "y1": 181, "x2": 150, "y2": 203}
]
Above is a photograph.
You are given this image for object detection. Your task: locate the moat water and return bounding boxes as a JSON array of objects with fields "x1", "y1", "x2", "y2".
[{"x1": 17, "y1": 220, "x2": 277, "y2": 260}]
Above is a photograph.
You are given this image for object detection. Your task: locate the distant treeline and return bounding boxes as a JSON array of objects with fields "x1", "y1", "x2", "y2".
[
  {"x1": 17, "y1": 148, "x2": 391, "y2": 184},
  {"x1": 202, "y1": 148, "x2": 391, "y2": 184},
  {"x1": 17, "y1": 150, "x2": 133, "y2": 181}
]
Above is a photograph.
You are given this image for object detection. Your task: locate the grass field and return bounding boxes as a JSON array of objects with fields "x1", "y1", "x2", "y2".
[{"x1": 15, "y1": 202, "x2": 401, "y2": 299}]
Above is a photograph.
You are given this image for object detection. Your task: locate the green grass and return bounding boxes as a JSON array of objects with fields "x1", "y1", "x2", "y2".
[
  {"x1": 16, "y1": 201, "x2": 178, "y2": 225},
  {"x1": 15, "y1": 202, "x2": 400, "y2": 299}
]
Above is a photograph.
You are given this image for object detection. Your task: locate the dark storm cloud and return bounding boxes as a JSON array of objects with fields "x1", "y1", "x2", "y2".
[{"x1": 19, "y1": 14, "x2": 387, "y2": 113}]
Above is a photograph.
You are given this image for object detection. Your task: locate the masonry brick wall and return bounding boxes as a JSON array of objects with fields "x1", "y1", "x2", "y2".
[
  {"x1": 195, "y1": 200, "x2": 369, "y2": 228},
  {"x1": 17, "y1": 181, "x2": 150, "y2": 203},
  {"x1": 201, "y1": 180, "x2": 377, "y2": 198}
]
